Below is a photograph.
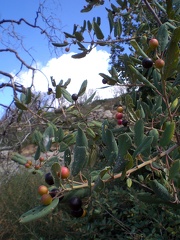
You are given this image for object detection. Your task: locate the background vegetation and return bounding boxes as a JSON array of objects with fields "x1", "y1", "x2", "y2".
[{"x1": 0, "y1": 0, "x2": 180, "y2": 239}]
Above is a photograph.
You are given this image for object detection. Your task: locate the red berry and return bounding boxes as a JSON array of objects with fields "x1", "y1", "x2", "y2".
[
  {"x1": 38, "y1": 185, "x2": 48, "y2": 196},
  {"x1": 155, "y1": 59, "x2": 165, "y2": 69},
  {"x1": 58, "y1": 166, "x2": 70, "y2": 179},
  {"x1": 117, "y1": 119, "x2": 123, "y2": 125},
  {"x1": 39, "y1": 156, "x2": 45, "y2": 162},
  {"x1": 149, "y1": 38, "x2": 159, "y2": 49},
  {"x1": 115, "y1": 113, "x2": 123, "y2": 119},
  {"x1": 41, "y1": 194, "x2": 52, "y2": 205}
]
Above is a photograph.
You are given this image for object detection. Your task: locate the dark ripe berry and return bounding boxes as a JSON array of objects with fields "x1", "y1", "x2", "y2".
[
  {"x1": 45, "y1": 172, "x2": 54, "y2": 186},
  {"x1": 49, "y1": 188, "x2": 59, "y2": 198},
  {"x1": 69, "y1": 197, "x2": 82, "y2": 210},
  {"x1": 71, "y1": 94, "x2": 78, "y2": 101},
  {"x1": 71, "y1": 208, "x2": 84, "y2": 218},
  {"x1": 48, "y1": 88, "x2": 52, "y2": 92},
  {"x1": 142, "y1": 58, "x2": 153, "y2": 68},
  {"x1": 122, "y1": 119, "x2": 128, "y2": 127},
  {"x1": 102, "y1": 79, "x2": 107, "y2": 84},
  {"x1": 49, "y1": 188, "x2": 64, "y2": 202}
]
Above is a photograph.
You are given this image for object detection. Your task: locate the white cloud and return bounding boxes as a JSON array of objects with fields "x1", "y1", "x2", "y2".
[{"x1": 18, "y1": 48, "x2": 116, "y2": 99}]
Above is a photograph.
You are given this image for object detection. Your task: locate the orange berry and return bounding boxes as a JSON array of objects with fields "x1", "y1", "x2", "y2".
[{"x1": 38, "y1": 185, "x2": 48, "y2": 196}]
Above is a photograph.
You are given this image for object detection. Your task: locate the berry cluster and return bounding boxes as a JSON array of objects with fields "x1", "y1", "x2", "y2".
[
  {"x1": 115, "y1": 106, "x2": 128, "y2": 127},
  {"x1": 24, "y1": 156, "x2": 45, "y2": 170},
  {"x1": 38, "y1": 167, "x2": 70, "y2": 206},
  {"x1": 142, "y1": 39, "x2": 165, "y2": 69},
  {"x1": 69, "y1": 197, "x2": 86, "y2": 218}
]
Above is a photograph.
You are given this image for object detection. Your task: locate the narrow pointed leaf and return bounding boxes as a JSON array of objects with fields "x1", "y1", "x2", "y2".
[
  {"x1": 71, "y1": 52, "x2": 87, "y2": 59},
  {"x1": 71, "y1": 146, "x2": 88, "y2": 176},
  {"x1": 25, "y1": 87, "x2": 31, "y2": 104},
  {"x1": 15, "y1": 101, "x2": 28, "y2": 110},
  {"x1": 133, "y1": 136, "x2": 153, "y2": 157},
  {"x1": 61, "y1": 88, "x2": 73, "y2": 103},
  {"x1": 159, "y1": 121, "x2": 175, "y2": 147},
  {"x1": 92, "y1": 21, "x2": 104, "y2": 39},
  {"x1": 118, "y1": 133, "x2": 132, "y2": 156},
  {"x1": 74, "y1": 31, "x2": 84, "y2": 42},
  {"x1": 134, "y1": 119, "x2": 144, "y2": 147},
  {"x1": 149, "y1": 180, "x2": 174, "y2": 202},
  {"x1": 51, "y1": 162, "x2": 61, "y2": 187},
  {"x1": 78, "y1": 79, "x2": 87, "y2": 97},
  {"x1": 64, "y1": 148, "x2": 71, "y2": 167},
  {"x1": 52, "y1": 42, "x2": 69, "y2": 47},
  {"x1": 19, "y1": 198, "x2": 59, "y2": 223},
  {"x1": 56, "y1": 85, "x2": 61, "y2": 99},
  {"x1": 157, "y1": 24, "x2": 169, "y2": 52}
]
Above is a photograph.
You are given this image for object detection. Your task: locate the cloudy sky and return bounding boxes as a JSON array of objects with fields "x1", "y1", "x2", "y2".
[{"x1": 0, "y1": 0, "x2": 122, "y2": 114}]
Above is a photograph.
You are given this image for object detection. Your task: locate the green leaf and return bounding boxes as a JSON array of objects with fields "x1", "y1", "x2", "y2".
[
  {"x1": 149, "y1": 128, "x2": 159, "y2": 147},
  {"x1": 74, "y1": 31, "x2": 84, "y2": 42},
  {"x1": 50, "y1": 76, "x2": 56, "y2": 87},
  {"x1": 71, "y1": 52, "x2": 87, "y2": 59},
  {"x1": 55, "y1": 128, "x2": 64, "y2": 142},
  {"x1": 105, "y1": 129, "x2": 118, "y2": 153},
  {"x1": 128, "y1": 65, "x2": 157, "y2": 89},
  {"x1": 64, "y1": 148, "x2": 71, "y2": 167},
  {"x1": 130, "y1": 40, "x2": 149, "y2": 58},
  {"x1": 84, "y1": 91, "x2": 96, "y2": 105},
  {"x1": 61, "y1": 88, "x2": 73, "y2": 103},
  {"x1": 108, "y1": 11, "x2": 114, "y2": 33},
  {"x1": 88, "y1": 145, "x2": 98, "y2": 168},
  {"x1": 81, "y1": 5, "x2": 93, "y2": 13},
  {"x1": 71, "y1": 146, "x2": 88, "y2": 176},
  {"x1": 133, "y1": 136, "x2": 153, "y2": 157},
  {"x1": 118, "y1": 133, "x2": 132, "y2": 157},
  {"x1": 25, "y1": 87, "x2": 32, "y2": 104},
  {"x1": 159, "y1": 121, "x2": 175, "y2": 147},
  {"x1": 14, "y1": 100, "x2": 28, "y2": 110},
  {"x1": 169, "y1": 159, "x2": 180, "y2": 180},
  {"x1": 11, "y1": 153, "x2": 27, "y2": 165},
  {"x1": 157, "y1": 24, "x2": 169, "y2": 52},
  {"x1": 59, "y1": 142, "x2": 68, "y2": 152},
  {"x1": 63, "y1": 32, "x2": 76, "y2": 38},
  {"x1": 126, "y1": 178, "x2": 132, "y2": 188},
  {"x1": 76, "y1": 127, "x2": 88, "y2": 147},
  {"x1": 163, "y1": 27, "x2": 180, "y2": 79},
  {"x1": 149, "y1": 180, "x2": 174, "y2": 202},
  {"x1": 19, "y1": 198, "x2": 59, "y2": 223},
  {"x1": 87, "y1": 20, "x2": 92, "y2": 32},
  {"x1": 114, "y1": 19, "x2": 122, "y2": 38},
  {"x1": 51, "y1": 162, "x2": 61, "y2": 187},
  {"x1": 43, "y1": 125, "x2": 54, "y2": 151},
  {"x1": 99, "y1": 73, "x2": 117, "y2": 85},
  {"x1": 34, "y1": 146, "x2": 41, "y2": 160},
  {"x1": 78, "y1": 79, "x2": 87, "y2": 97},
  {"x1": 52, "y1": 42, "x2": 69, "y2": 47},
  {"x1": 113, "y1": 153, "x2": 126, "y2": 173},
  {"x1": 134, "y1": 119, "x2": 144, "y2": 147},
  {"x1": 56, "y1": 85, "x2": 61, "y2": 99},
  {"x1": 63, "y1": 78, "x2": 71, "y2": 88},
  {"x1": 92, "y1": 21, "x2": 104, "y2": 39}
]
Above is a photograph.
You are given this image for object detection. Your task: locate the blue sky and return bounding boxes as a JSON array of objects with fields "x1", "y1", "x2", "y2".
[{"x1": 0, "y1": 0, "x2": 122, "y2": 115}]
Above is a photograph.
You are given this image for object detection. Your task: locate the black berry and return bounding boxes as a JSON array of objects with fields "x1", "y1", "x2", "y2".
[
  {"x1": 122, "y1": 119, "x2": 128, "y2": 127},
  {"x1": 45, "y1": 172, "x2": 54, "y2": 186},
  {"x1": 69, "y1": 197, "x2": 82, "y2": 210},
  {"x1": 142, "y1": 58, "x2": 153, "y2": 68},
  {"x1": 71, "y1": 208, "x2": 83, "y2": 218},
  {"x1": 71, "y1": 94, "x2": 78, "y2": 101},
  {"x1": 102, "y1": 79, "x2": 107, "y2": 84}
]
